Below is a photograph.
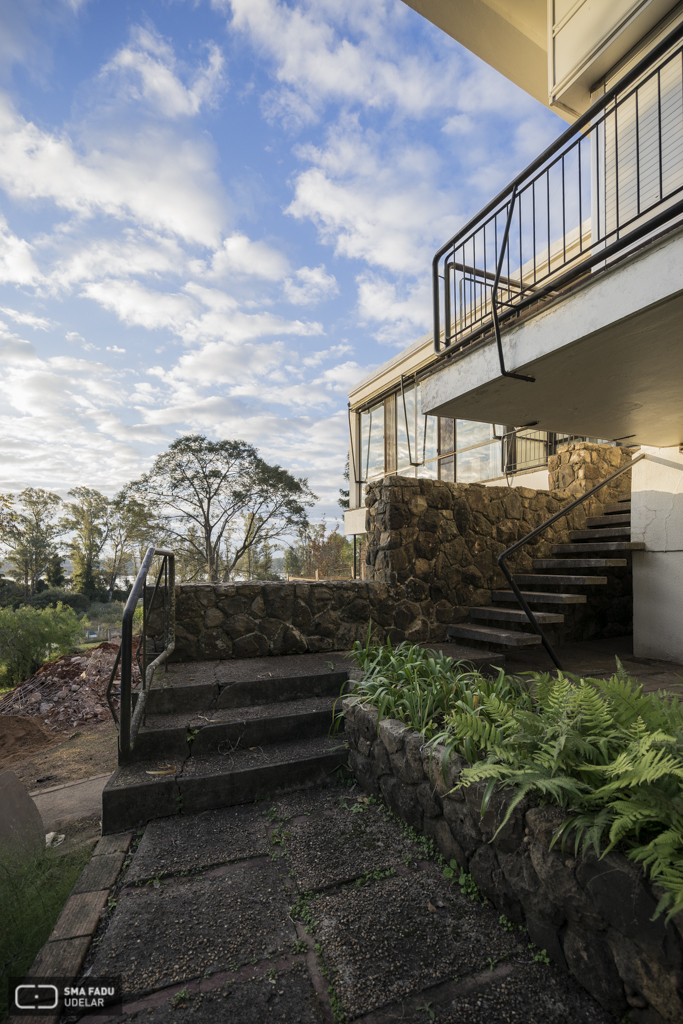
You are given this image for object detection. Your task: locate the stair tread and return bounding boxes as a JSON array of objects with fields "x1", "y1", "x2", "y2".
[
  {"x1": 586, "y1": 514, "x2": 630, "y2": 527},
  {"x1": 552, "y1": 542, "x2": 643, "y2": 554},
  {"x1": 493, "y1": 590, "x2": 587, "y2": 604},
  {"x1": 142, "y1": 695, "x2": 337, "y2": 733},
  {"x1": 533, "y1": 558, "x2": 627, "y2": 568},
  {"x1": 108, "y1": 734, "x2": 344, "y2": 789},
  {"x1": 447, "y1": 624, "x2": 542, "y2": 646},
  {"x1": 471, "y1": 606, "x2": 564, "y2": 624},
  {"x1": 513, "y1": 574, "x2": 607, "y2": 585},
  {"x1": 569, "y1": 527, "x2": 631, "y2": 540},
  {"x1": 601, "y1": 502, "x2": 631, "y2": 515}
]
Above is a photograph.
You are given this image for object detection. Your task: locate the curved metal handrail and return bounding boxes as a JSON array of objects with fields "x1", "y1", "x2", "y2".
[
  {"x1": 106, "y1": 546, "x2": 175, "y2": 761},
  {"x1": 498, "y1": 454, "x2": 645, "y2": 670}
]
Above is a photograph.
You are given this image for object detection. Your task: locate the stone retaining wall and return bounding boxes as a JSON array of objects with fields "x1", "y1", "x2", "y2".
[
  {"x1": 364, "y1": 463, "x2": 633, "y2": 642},
  {"x1": 150, "y1": 579, "x2": 458, "y2": 662},
  {"x1": 344, "y1": 700, "x2": 683, "y2": 1022},
  {"x1": 548, "y1": 442, "x2": 633, "y2": 502}
]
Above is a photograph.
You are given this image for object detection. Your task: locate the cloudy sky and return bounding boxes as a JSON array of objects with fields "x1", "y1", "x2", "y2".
[{"x1": 0, "y1": 0, "x2": 562, "y2": 521}]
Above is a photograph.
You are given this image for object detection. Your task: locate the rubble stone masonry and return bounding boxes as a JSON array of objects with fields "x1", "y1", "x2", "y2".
[{"x1": 154, "y1": 444, "x2": 633, "y2": 660}]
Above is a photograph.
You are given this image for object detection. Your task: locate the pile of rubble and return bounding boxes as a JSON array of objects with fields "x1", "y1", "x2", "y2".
[{"x1": 0, "y1": 638, "x2": 142, "y2": 732}]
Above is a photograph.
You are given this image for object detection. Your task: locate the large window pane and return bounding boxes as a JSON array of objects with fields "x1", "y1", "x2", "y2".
[
  {"x1": 397, "y1": 384, "x2": 415, "y2": 469},
  {"x1": 456, "y1": 419, "x2": 494, "y2": 449},
  {"x1": 385, "y1": 394, "x2": 396, "y2": 474},
  {"x1": 361, "y1": 402, "x2": 385, "y2": 480},
  {"x1": 439, "y1": 456, "x2": 455, "y2": 481},
  {"x1": 439, "y1": 418, "x2": 455, "y2": 454},
  {"x1": 456, "y1": 441, "x2": 502, "y2": 482}
]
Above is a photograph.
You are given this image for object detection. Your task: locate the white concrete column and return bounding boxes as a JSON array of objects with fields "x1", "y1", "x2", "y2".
[{"x1": 632, "y1": 446, "x2": 683, "y2": 662}]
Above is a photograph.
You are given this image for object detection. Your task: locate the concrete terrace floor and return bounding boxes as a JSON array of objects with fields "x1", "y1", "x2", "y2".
[{"x1": 79, "y1": 783, "x2": 616, "y2": 1024}]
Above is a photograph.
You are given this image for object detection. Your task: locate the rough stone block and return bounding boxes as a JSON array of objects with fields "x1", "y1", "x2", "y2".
[
  {"x1": 422, "y1": 815, "x2": 467, "y2": 868},
  {"x1": 564, "y1": 925, "x2": 627, "y2": 1015},
  {"x1": 442, "y1": 797, "x2": 483, "y2": 856},
  {"x1": 379, "y1": 775, "x2": 423, "y2": 831},
  {"x1": 468, "y1": 844, "x2": 523, "y2": 923},
  {"x1": 378, "y1": 718, "x2": 408, "y2": 755},
  {"x1": 348, "y1": 749, "x2": 380, "y2": 798}
]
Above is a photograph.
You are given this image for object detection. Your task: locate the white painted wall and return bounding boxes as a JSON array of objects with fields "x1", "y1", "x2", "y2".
[
  {"x1": 632, "y1": 446, "x2": 683, "y2": 662},
  {"x1": 483, "y1": 468, "x2": 550, "y2": 490}
]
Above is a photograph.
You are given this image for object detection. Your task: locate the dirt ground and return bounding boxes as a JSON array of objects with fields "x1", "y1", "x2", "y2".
[{"x1": 6, "y1": 718, "x2": 118, "y2": 792}]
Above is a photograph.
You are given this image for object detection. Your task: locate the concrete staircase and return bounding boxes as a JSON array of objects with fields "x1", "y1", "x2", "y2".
[
  {"x1": 101, "y1": 654, "x2": 350, "y2": 834},
  {"x1": 447, "y1": 498, "x2": 643, "y2": 652}
]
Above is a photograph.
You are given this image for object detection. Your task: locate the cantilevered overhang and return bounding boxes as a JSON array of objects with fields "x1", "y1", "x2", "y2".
[{"x1": 421, "y1": 225, "x2": 683, "y2": 448}]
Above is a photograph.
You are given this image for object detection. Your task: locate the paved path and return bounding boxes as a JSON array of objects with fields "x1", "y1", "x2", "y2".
[
  {"x1": 31, "y1": 773, "x2": 112, "y2": 832},
  {"x1": 76, "y1": 781, "x2": 613, "y2": 1024}
]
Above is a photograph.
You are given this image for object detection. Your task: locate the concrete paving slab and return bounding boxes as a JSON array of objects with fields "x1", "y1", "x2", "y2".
[
  {"x1": 96, "y1": 963, "x2": 326, "y2": 1024},
  {"x1": 125, "y1": 804, "x2": 269, "y2": 883},
  {"x1": 312, "y1": 869, "x2": 530, "y2": 1018},
  {"x1": 281, "y1": 796, "x2": 424, "y2": 891},
  {"x1": 356, "y1": 963, "x2": 614, "y2": 1024},
  {"x1": 89, "y1": 858, "x2": 297, "y2": 995},
  {"x1": 31, "y1": 773, "x2": 111, "y2": 832}
]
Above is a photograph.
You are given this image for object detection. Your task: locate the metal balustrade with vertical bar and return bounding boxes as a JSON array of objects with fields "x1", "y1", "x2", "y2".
[
  {"x1": 106, "y1": 546, "x2": 175, "y2": 762},
  {"x1": 433, "y1": 21, "x2": 683, "y2": 367}
]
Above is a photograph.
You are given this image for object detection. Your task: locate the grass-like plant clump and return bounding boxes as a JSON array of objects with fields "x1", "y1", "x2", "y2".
[
  {"x1": 0, "y1": 844, "x2": 91, "y2": 1019},
  {"x1": 349, "y1": 631, "x2": 683, "y2": 921}
]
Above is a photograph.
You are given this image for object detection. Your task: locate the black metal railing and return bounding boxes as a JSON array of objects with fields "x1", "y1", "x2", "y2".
[
  {"x1": 497, "y1": 454, "x2": 645, "y2": 670},
  {"x1": 106, "y1": 546, "x2": 175, "y2": 762},
  {"x1": 433, "y1": 21, "x2": 683, "y2": 369}
]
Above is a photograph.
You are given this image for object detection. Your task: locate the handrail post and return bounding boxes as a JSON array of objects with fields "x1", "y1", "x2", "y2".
[{"x1": 497, "y1": 453, "x2": 645, "y2": 672}]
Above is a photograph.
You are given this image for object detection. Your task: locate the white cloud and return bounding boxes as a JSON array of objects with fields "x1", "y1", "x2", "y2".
[
  {"x1": 207, "y1": 232, "x2": 290, "y2": 281},
  {"x1": 356, "y1": 273, "x2": 431, "y2": 345},
  {"x1": 222, "y1": 0, "x2": 463, "y2": 123},
  {"x1": 287, "y1": 117, "x2": 460, "y2": 276},
  {"x1": 0, "y1": 215, "x2": 41, "y2": 285},
  {"x1": 106, "y1": 345, "x2": 126, "y2": 353},
  {"x1": 0, "y1": 306, "x2": 52, "y2": 330},
  {"x1": 102, "y1": 25, "x2": 226, "y2": 119},
  {"x1": 0, "y1": 93, "x2": 227, "y2": 247},
  {"x1": 283, "y1": 264, "x2": 338, "y2": 304}
]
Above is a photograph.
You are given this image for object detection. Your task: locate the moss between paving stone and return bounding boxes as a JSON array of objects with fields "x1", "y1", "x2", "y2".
[
  {"x1": 125, "y1": 804, "x2": 269, "y2": 883},
  {"x1": 88, "y1": 859, "x2": 297, "y2": 994}
]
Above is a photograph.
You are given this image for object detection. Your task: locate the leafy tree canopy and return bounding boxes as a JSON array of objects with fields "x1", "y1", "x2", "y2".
[{"x1": 133, "y1": 435, "x2": 315, "y2": 582}]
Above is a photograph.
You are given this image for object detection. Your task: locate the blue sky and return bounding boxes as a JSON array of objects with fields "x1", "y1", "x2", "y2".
[{"x1": 0, "y1": 0, "x2": 563, "y2": 523}]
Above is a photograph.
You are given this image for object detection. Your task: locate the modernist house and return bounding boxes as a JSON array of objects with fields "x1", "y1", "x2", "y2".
[{"x1": 345, "y1": 2, "x2": 683, "y2": 664}]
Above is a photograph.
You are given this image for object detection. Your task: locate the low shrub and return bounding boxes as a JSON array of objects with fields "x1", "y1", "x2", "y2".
[
  {"x1": 28, "y1": 589, "x2": 90, "y2": 615},
  {"x1": 0, "y1": 844, "x2": 90, "y2": 1018},
  {"x1": 0, "y1": 604, "x2": 84, "y2": 685},
  {"x1": 350, "y1": 636, "x2": 683, "y2": 921}
]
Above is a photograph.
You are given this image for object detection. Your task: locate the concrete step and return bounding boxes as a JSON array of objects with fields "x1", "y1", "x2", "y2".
[
  {"x1": 492, "y1": 590, "x2": 587, "y2": 605},
  {"x1": 601, "y1": 502, "x2": 631, "y2": 515},
  {"x1": 513, "y1": 574, "x2": 607, "y2": 586},
  {"x1": 145, "y1": 662, "x2": 349, "y2": 716},
  {"x1": 102, "y1": 734, "x2": 347, "y2": 833},
  {"x1": 470, "y1": 606, "x2": 564, "y2": 625},
  {"x1": 133, "y1": 696, "x2": 337, "y2": 762},
  {"x1": 447, "y1": 623, "x2": 542, "y2": 647},
  {"x1": 585, "y1": 513, "x2": 631, "y2": 528},
  {"x1": 533, "y1": 558, "x2": 627, "y2": 569},
  {"x1": 569, "y1": 527, "x2": 631, "y2": 540},
  {"x1": 551, "y1": 542, "x2": 644, "y2": 554}
]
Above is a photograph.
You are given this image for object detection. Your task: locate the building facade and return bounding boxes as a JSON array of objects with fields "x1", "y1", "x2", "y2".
[{"x1": 346, "y1": 1, "x2": 683, "y2": 662}]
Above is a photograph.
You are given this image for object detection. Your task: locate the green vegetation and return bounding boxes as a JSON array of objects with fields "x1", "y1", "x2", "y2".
[
  {"x1": 0, "y1": 604, "x2": 84, "y2": 685},
  {"x1": 0, "y1": 844, "x2": 90, "y2": 1019},
  {"x1": 350, "y1": 636, "x2": 683, "y2": 922}
]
